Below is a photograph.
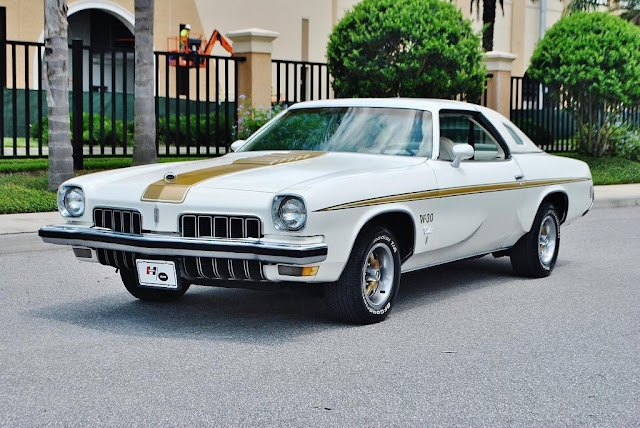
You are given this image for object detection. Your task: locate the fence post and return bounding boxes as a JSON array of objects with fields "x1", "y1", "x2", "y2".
[
  {"x1": 71, "y1": 39, "x2": 83, "y2": 169},
  {"x1": 0, "y1": 8, "x2": 5, "y2": 155},
  {"x1": 483, "y1": 51, "x2": 516, "y2": 117},
  {"x1": 0, "y1": 7, "x2": 6, "y2": 88},
  {"x1": 227, "y1": 29, "x2": 279, "y2": 110}
]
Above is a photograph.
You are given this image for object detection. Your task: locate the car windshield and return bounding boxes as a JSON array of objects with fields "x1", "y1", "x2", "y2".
[{"x1": 239, "y1": 107, "x2": 433, "y2": 157}]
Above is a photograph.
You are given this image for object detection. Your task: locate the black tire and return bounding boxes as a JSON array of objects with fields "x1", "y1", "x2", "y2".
[
  {"x1": 510, "y1": 202, "x2": 561, "y2": 278},
  {"x1": 326, "y1": 226, "x2": 402, "y2": 324},
  {"x1": 120, "y1": 268, "x2": 189, "y2": 302}
]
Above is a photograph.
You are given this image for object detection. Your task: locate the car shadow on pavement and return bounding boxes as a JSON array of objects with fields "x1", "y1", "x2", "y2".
[
  {"x1": 32, "y1": 256, "x2": 519, "y2": 344},
  {"x1": 396, "y1": 255, "x2": 518, "y2": 312}
]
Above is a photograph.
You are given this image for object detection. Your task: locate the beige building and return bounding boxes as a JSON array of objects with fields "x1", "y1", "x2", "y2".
[{"x1": 1, "y1": 0, "x2": 566, "y2": 95}]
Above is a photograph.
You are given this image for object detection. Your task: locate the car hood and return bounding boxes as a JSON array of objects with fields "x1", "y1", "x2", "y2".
[{"x1": 74, "y1": 151, "x2": 426, "y2": 203}]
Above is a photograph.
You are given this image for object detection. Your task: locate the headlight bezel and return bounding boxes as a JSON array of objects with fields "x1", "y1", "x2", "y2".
[
  {"x1": 272, "y1": 195, "x2": 307, "y2": 232},
  {"x1": 58, "y1": 185, "x2": 85, "y2": 217}
]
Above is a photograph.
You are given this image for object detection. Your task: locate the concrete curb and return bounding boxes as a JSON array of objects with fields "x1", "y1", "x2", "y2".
[
  {"x1": 593, "y1": 183, "x2": 640, "y2": 210},
  {"x1": 1, "y1": 185, "x2": 638, "y2": 236}
]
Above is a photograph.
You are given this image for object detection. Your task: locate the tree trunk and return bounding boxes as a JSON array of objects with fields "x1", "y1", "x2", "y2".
[
  {"x1": 44, "y1": 0, "x2": 74, "y2": 191},
  {"x1": 482, "y1": 0, "x2": 497, "y2": 52},
  {"x1": 132, "y1": 0, "x2": 157, "y2": 165}
]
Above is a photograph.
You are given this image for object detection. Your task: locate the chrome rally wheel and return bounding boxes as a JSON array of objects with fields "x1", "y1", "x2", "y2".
[
  {"x1": 538, "y1": 214, "x2": 558, "y2": 268},
  {"x1": 362, "y1": 243, "x2": 395, "y2": 310}
]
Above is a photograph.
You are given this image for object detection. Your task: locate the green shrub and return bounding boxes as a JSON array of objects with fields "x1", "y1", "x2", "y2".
[
  {"x1": 528, "y1": 12, "x2": 640, "y2": 157},
  {"x1": 156, "y1": 113, "x2": 233, "y2": 147},
  {"x1": 32, "y1": 112, "x2": 234, "y2": 147},
  {"x1": 615, "y1": 127, "x2": 640, "y2": 161},
  {"x1": 326, "y1": 0, "x2": 485, "y2": 100},
  {"x1": 236, "y1": 98, "x2": 286, "y2": 140},
  {"x1": 31, "y1": 114, "x2": 133, "y2": 146}
]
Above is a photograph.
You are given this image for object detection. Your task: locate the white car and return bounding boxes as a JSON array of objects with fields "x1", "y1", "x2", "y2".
[{"x1": 40, "y1": 99, "x2": 594, "y2": 324}]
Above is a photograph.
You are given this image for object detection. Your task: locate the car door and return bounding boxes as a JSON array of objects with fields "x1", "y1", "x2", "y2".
[{"x1": 423, "y1": 110, "x2": 526, "y2": 264}]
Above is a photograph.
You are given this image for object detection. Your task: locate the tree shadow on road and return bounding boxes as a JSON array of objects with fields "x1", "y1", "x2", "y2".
[{"x1": 32, "y1": 255, "x2": 521, "y2": 344}]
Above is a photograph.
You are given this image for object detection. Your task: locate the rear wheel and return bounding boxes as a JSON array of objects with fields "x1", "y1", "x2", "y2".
[
  {"x1": 510, "y1": 202, "x2": 560, "y2": 278},
  {"x1": 326, "y1": 226, "x2": 401, "y2": 324},
  {"x1": 120, "y1": 268, "x2": 189, "y2": 302}
]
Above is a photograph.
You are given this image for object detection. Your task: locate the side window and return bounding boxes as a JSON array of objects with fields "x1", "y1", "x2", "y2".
[
  {"x1": 503, "y1": 122, "x2": 524, "y2": 145},
  {"x1": 439, "y1": 114, "x2": 505, "y2": 161}
]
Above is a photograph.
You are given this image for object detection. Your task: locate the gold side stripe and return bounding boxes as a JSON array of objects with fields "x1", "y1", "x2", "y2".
[
  {"x1": 141, "y1": 152, "x2": 325, "y2": 203},
  {"x1": 316, "y1": 177, "x2": 590, "y2": 212}
]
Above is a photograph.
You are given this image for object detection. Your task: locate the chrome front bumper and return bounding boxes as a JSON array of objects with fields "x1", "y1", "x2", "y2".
[{"x1": 39, "y1": 225, "x2": 328, "y2": 264}]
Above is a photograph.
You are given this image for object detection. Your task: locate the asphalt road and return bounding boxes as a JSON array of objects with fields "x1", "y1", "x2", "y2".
[{"x1": 1, "y1": 207, "x2": 639, "y2": 427}]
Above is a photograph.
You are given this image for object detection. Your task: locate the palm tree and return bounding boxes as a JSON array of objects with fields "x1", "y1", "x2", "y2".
[
  {"x1": 132, "y1": 0, "x2": 157, "y2": 166},
  {"x1": 471, "y1": 0, "x2": 505, "y2": 51},
  {"x1": 44, "y1": 0, "x2": 74, "y2": 191},
  {"x1": 617, "y1": 0, "x2": 640, "y2": 24}
]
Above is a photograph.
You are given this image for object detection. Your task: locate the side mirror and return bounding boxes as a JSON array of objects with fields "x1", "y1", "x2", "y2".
[
  {"x1": 230, "y1": 140, "x2": 246, "y2": 152},
  {"x1": 451, "y1": 144, "x2": 474, "y2": 168}
]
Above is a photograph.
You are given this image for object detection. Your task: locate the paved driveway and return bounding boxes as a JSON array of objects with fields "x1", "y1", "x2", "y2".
[{"x1": 1, "y1": 207, "x2": 639, "y2": 426}]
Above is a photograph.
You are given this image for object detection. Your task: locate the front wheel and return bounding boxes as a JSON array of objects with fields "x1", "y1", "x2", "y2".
[
  {"x1": 510, "y1": 202, "x2": 561, "y2": 278},
  {"x1": 120, "y1": 268, "x2": 189, "y2": 302},
  {"x1": 326, "y1": 226, "x2": 401, "y2": 324}
]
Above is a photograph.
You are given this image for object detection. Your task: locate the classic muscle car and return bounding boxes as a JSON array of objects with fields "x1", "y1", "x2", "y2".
[{"x1": 40, "y1": 99, "x2": 594, "y2": 324}]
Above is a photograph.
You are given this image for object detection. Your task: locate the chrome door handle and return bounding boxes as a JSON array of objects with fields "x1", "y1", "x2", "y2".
[{"x1": 514, "y1": 173, "x2": 525, "y2": 180}]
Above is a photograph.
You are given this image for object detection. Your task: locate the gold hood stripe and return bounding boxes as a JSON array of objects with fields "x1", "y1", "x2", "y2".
[
  {"x1": 316, "y1": 177, "x2": 590, "y2": 212},
  {"x1": 142, "y1": 152, "x2": 325, "y2": 203}
]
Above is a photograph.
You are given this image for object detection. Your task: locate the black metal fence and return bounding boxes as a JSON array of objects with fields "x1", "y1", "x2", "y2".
[
  {"x1": 0, "y1": 40, "x2": 45, "y2": 157},
  {"x1": 510, "y1": 76, "x2": 576, "y2": 152},
  {"x1": 272, "y1": 59, "x2": 489, "y2": 108},
  {"x1": 0, "y1": 39, "x2": 243, "y2": 160},
  {"x1": 510, "y1": 76, "x2": 640, "y2": 152},
  {"x1": 272, "y1": 59, "x2": 332, "y2": 104},
  {"x1": 154, "y1": 50, "x2": 243, "y2": 157}
]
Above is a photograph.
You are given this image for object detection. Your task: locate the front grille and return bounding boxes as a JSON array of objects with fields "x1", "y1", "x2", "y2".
[
  {"x1": 181, "y1": 214, "x2": 261, "y2": 239},
  {"x1": 181, "y1": 214, "x2": 265, "y2": 281},
  {"x1": 93, "y1": 208, "x2": 142, "y2": 269},
  {"x1": 94, "y1": 208, "x2": 142, "y2": 234}
]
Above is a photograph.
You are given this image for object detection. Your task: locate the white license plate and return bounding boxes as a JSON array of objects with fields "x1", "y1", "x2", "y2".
[{"x1": 136, "y1": 260, "x2": 178, "y2": 289}]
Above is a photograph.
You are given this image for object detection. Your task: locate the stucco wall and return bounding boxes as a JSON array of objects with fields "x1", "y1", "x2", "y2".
[{"x1": 1, "y1": 0, "x2": 565, "y2": 89}]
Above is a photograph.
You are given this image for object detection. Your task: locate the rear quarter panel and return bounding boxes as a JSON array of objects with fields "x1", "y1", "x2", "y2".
[{"x1": 513, "y1": 153, "x2": 593, "y2": 235}]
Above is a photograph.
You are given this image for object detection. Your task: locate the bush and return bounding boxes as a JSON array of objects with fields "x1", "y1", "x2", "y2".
[
  {"x1": 31, "y1": 114, "x2": 133, "y2": 146},
  {"x1": 326, "y1": 0, "x2": 485, "y2": 100},
  {"x1": 236, "y1": 99, "x2": 286, "y2": 140},
  {"x1": 528, "y1": 12, "x2": 640, "y2": 157},
  {"x1": 32, "y1": 112, "x2": 235, "y2": 147},
  {"x1": 615, "y1": 127, "x2": 640, "y2": 162},
  {"x1": 156, "y1": 113, "x2": 233, "y2": 147}
]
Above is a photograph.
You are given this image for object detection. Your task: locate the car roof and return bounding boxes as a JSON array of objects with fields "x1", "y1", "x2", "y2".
[{"x1": 289, "y1": 98, "x2": 480, "y2": 112}]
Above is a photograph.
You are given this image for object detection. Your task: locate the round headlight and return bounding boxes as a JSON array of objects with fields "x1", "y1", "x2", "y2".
[
  {"x1": 58, "y1": 186, "x2": 85, "y2": 217},
  {"x1": 273, "y1": 196, "x2": 306, "y2": 231}
]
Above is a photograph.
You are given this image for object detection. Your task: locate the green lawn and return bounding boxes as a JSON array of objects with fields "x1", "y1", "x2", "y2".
[
  {"x1": 0, "y1": 171, "x2": 57, "y2": 214},
  {"x1": 557, "y1": 153, "x2": 640, "y2": 185},
  {"x1": 0, "y1": 157, "x2": 207, "y2": 214}
]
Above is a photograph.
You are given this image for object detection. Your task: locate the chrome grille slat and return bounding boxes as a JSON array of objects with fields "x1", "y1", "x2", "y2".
[
  {"x1": 93, "y1": 208, "x2": 142, "y2": 267},
  {"x1": 180, "y1": 214, "x2": 264, "y2": 281},
  {"x1": 243, "y1": 260, "x2": 251, "y2": 280}
]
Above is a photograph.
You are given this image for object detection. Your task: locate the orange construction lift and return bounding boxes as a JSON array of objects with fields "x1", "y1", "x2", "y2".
[{"x1": 167, "y1": 29, "x2": 234, "y2": 68}]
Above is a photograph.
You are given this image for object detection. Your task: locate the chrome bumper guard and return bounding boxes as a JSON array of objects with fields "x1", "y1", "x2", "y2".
[{"x1": 39, "y1": 225, "x2": 328, "y2": 264}]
